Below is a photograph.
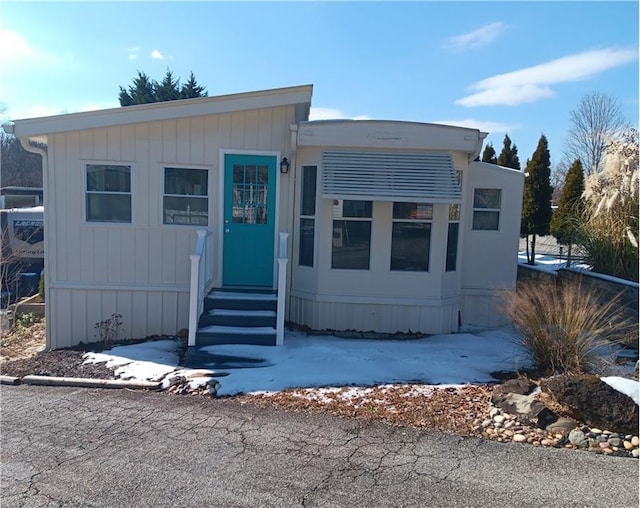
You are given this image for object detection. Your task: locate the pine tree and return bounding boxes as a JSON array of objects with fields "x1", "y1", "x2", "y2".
[
  {"x1": 550, "y1": 159, "x2": 585, "y2": 265},
  {"x1": 497, "y1": 134, "x2": 521, "y2": 170},
  {"x1": 180, "y1": 71, "x2": 208, "y2": 99},
  {"x1": 481, "y1": 142, "x2": 497, "y2": 164},
  {"x1": 521, "y1": 134, "x2": 554, "y2": 264},
  {"x1": 155, "y1": 69, "x2": 181, "y2": 102},
  {"x1": 118, "y1": 70, "x2": 207, "y2": 106},
  {"x1": 118, "y1": 71, "x2": 157, "y2": 106}
]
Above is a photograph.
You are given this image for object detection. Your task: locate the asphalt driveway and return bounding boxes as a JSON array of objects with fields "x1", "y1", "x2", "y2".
[{"x1": 2, "y1": 385, "x2": 638, "y2": 507}]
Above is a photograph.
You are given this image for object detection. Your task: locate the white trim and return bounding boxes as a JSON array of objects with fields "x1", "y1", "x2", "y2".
[
  {"x1": 157, "y1": 162, "x2": 213, "y2": 228},
  {"x1": 290, "y1": 289, "x2": 460, "y2": 306},
  {"x1": 50, "y1": 281, "x2": 191, "y2": 292},
  {"x1": 218, "y1": 149, "x2": 281, "y2": 289},
  {"x1": 83, "y1": 161, "x2": 135, "y2": 225},
  {"x1": 10, "y1": 85, "x2": 313, "y2": 137}
]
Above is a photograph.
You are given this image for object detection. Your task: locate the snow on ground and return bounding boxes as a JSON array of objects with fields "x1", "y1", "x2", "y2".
[
  {"x1": 84, "y1": 327, "x2": 531, "y2": 396},
  {"x1": 517, "y1": 251, "x2": 591, "y2": 273},
  {"x1": 83, "y1": 328, "x2": 638, "y2": 401}
]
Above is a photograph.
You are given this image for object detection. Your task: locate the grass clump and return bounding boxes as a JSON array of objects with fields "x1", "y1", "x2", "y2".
[{"x1": 502, "y1": 280, "x2": 634, "y2": 375}]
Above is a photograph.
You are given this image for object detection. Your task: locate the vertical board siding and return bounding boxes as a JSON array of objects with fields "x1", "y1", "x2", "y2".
[
  {"x1": 48, "y1": 104, "x2": 296, "y2": 348},
  {"x1": 289, "y1": 296, "x2": 458, "y2": 335},
  {"x1": 190, "y1": 117, "x2": 205, "y2": 165},
  {"x1": 48, "y1": 288, "x2": 190, "y2": 348},
  {"x1": 244, "y1": 110, "x2": 259, "y2": 149},
  {"x1": 176, "y1": 118, "x2": 191, "y2": 162}
]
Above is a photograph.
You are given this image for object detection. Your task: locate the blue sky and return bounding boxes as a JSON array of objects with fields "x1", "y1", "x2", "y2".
[{"x1": 1, "y1": 1, "x2": 638, "y2": 167}]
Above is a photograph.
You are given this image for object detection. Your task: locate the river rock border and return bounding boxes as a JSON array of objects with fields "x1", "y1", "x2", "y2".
[{"x1": 474, "y1": 405, "x2": 639, "y2": 458}]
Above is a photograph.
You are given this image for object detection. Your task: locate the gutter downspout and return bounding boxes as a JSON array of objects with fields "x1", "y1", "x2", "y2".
[
  {"x1": 470, "y1": 131, "x2": 489, "y2": 162},
  {"x1": 284, "y1": 124, "x2": 299, "y2": 329},
  {"x1": 18, "y1": 135, "x2": 51, "y2": 351}
]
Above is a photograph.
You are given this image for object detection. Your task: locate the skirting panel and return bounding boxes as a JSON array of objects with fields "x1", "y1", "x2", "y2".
[
  {"x1": 47, "y1": 287, "x2": 190, "y2": 349},
  {"x1": 460, "y1": 289, "x2": 513, "y2": 328},
  {"x1": 288, "y1": 294, "x2": 459, "y2": 335}
]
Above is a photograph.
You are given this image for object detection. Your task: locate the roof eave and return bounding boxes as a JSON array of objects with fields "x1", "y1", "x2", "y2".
[{"x1": 10, "y1": 84, "x2": 314, "y2": 138}]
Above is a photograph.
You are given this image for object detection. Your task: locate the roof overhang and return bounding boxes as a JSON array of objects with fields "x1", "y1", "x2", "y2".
[
  {"x1": 297, "y1": 120, "x2": 487, "y2": 157},
  {"x1": 4, "y1": 84, "x2": 313, "y2": 138}
]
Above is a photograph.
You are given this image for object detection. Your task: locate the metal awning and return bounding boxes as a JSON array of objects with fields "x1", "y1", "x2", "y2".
[{"x1": 321, "y1": 151, "x2": 461, "y2": 203}]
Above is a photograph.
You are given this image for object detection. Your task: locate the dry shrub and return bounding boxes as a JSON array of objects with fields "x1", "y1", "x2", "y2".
[{"x1": 502, "y1": 280, "x2": 634, "y2": 375}]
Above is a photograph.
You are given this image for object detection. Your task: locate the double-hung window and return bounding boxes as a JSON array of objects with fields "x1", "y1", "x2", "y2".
[
  {"x1": 446, "y1": 204, "x2": 460, "y2": 271},
  {"x1": 86, "y1": 164, "x2": 132, "y2": 223},
  {"x1": 391, "y1": 202, "x2": 432, "y2": 272},
  {"x1": 299, "y1": 166, "x2": 317, "y2": 267},
  {"x1": 331, "y1": 200, "x2": 372, "y2": 270},
  {"x1": 163, "y1": 167, "x2": 208, "y2": 225},
  {"x1": 472, "y1": 188, "x2": 501, "y2": 230}
]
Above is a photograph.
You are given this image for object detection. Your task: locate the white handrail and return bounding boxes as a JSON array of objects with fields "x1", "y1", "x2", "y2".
[
  {"x1": 276, "y1": 232, "x2": 289, "y2": 346},
  {"x1": 188, "y1": 229, "x2": 212, "y2": 347}
]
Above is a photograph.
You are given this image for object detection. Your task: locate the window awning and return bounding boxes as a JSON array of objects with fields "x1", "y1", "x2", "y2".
[{"x1": 321, "y1": 151, "x2": 461, "y2": 203}]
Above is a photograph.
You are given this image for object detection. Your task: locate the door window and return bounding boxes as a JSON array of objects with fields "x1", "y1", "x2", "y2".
[{"x1": 232, "y1": 164, "x2": 269, "y2": 224}]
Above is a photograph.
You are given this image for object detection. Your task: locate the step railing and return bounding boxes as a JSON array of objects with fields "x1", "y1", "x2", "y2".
[
  {"x1": 276, "y1": 232, "x2": 289, "y2": 346},
  {"x1": 188, "y1": 229, "x2": 213, "y2": 347}
]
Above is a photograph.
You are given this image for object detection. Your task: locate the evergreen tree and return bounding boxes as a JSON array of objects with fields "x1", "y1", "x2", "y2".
[
  {"x1": 550, "y1": 159, "x2": 585, "y2": 265},
  {"x1": 119, "y1": 71, "x2": 157, "y2": 106},
  {"x1": 481, "y1": 142, "x2": 497, "y2": 164},
  {"x1": 118, "y1": 70, "x2": 207, "y2": 106},
  {"x1": 155, "y1": 69, "x2": 181, "y2": 102},
  {"x1": 521, "y1": 134, "x2": 554, "y2": 264},
  {"x1": 180, "y1": 71, "x2": 208, "y2": 99},
  {"x1": 497, "y1": 134, "x2": 521, "y2": 170}
]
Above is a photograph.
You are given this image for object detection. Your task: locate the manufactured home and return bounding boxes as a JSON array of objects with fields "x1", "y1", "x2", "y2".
[{"x1": 2, "y1": 85, "x2": 524, "y2": 350}]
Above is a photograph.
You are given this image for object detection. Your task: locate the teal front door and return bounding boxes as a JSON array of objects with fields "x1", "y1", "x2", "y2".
[{"x1": 222, "y1": 154, "x2": 277, "y2": 286}]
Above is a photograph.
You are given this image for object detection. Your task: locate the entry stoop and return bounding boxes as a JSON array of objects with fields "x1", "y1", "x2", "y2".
[{"x1": 195, "y1": 289, "x2": 277, "y2": 346}]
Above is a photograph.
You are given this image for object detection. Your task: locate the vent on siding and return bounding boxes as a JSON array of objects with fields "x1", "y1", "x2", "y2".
[{"x1": 321, "y1": 151, "x2": 461, "y2": 203}]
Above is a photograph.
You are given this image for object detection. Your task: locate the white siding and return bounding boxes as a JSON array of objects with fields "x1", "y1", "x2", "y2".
[
  {"x1": 288, "y1": 144, "x2": 466, "y2": 335},
  {"x1": 460, "y1": 161, "x2": 524, "y2": 327},
  {"x1": 46, "y1": 105, "x2": 296, "y2": 348}
]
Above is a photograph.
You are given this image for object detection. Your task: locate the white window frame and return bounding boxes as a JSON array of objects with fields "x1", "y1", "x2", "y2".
[
  {"x1": 330, "y1": 199, "x2": 373, "y2": 271},
  {"x1": 162, "y1": 165, "x2": 210, "y2": 227},
  {"x1": 390, "y1": 202, "x2": 433, "y2": 272},
  {"x1": 298, "y1": 165, "x2": 318, "y2": 268},
  {"x1": 472, "y1": 188, "x2": 501, "y2": 231},
  {"x1": 84, "y1": 162, "x2": 133, "y2": 224},
  {"x1": 445, "y1": 204, "x2": 461, "y2": 272}
]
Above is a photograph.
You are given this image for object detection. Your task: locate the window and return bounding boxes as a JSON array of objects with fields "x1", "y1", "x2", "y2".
[
  {"x1": 163, "y1": 167, "x2": 208, "y2": 225},
  {"x1": 231, "y1": 164, "x2": 267, "y2": 224},
  {"x1": 446, "y1": 204, "x2": 460, "y2": 271},
  {"x1": 86, "y1": 164, "x2": 131, "y2": 222},
  {"x1": 299, "y1": 166, "x2": 317, "y2": 267},
  {"x1": 472, "y1": 188, "x2": 501, "y2": 230},
  {"x1": 331, "y1": 200, "x2": 372, "y2": 270},
  {"x1": 390, "y1": 202, "x2": 432, "y2": 272}
]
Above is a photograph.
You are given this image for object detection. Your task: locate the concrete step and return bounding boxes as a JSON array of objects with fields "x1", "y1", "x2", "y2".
[
  {"x1": 205, "y1": 290, "x2": 277, "y2": 312},
  {"x1": 199, "y1": 308, "x2": 277, "y2": 328},
  {"x1": 196, "y1": 325, "x2": 277, "y2": 346}
]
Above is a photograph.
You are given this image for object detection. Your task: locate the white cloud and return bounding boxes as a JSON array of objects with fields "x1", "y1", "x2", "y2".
[
  {"x1": 151, "y1": 49, "x2": 164, "y2": 60},
  {"x1": 434, "y1": 119, "x2": 523, "y2": 133},
  {"x1": 456, "y1": 48, "x2": 638, "y2": 107},
  {"x1": 456, "y1": 85, "x2": 556, "y2": 107},
  {"x1": 0, "y1": 29, "x2": 59, "y2": 66},
  {"x1": 0, "y1": 30, "x2": 35, "y2": 61},
  {"x1": 127, "y1": 46, "x2": 140, "y2": 60},
  {"x1": 309, "y1": 107, "x2": 370, "y2": 121},
  {"x1": 444, "y1": 22, "x2": 507, "y2": 50}
]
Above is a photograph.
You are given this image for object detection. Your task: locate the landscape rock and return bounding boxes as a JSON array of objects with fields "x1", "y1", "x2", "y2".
[
  {"x1": 492, "y1": 392, "x2": 558, "y2": 428},
  {"x1": 568, "y1": 429, "x2": 588, "y2": 448},
  {"x1": 540, "y1": 374, "x2": 639, "y2": 436},
  {"x1": 491, "y1": 378, "x2": 537, "y2": 399},
  {"x1": 546, "y1": 417, "x2": 578, "y2": 435}
]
